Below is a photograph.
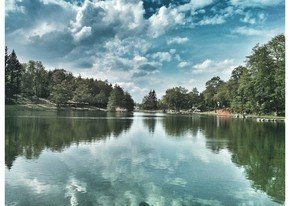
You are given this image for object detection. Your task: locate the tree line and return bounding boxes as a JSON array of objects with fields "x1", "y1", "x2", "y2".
[
  {"x1": 5, "y1": 34, "x2": 284, "y2": 115},
  {"x1": 5, "y1": 48, "x2": 134, "y2": 111},
  {"x1": 140, "y1": 34, "x2": 285, "y2": 116}
]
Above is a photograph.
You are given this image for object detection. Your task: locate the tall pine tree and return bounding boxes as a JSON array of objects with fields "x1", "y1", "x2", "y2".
[
  {"x1": 5, "y1": 49, "x2": 22, "y2": 102},
  {"x1": 141, "y1": 90, "x2": 158, "y2": 110}
]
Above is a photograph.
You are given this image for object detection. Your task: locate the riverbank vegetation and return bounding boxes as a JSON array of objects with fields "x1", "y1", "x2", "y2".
[
  {"x1": 140, "y1": 34, "x2": 285, "y2": 116},
  {"x1": 5, "y1": 48, "x2": 134, "y2": 111},
  {"x1": 5, "y1": 34, "x2": 284, "y2": 115}
]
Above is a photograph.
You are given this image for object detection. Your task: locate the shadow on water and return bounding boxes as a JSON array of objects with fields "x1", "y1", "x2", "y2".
[{"x1": 5, "y1": 108, "x2": 284, "y2": 204}]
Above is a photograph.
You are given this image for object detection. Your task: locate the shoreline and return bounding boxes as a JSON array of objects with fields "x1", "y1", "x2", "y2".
[
  {"x1": 6, "y1": 104, "x2": 285, "y2": 121},
  {"x1": 134, "y1": 109, "x2": 285, "y2": 121},
  {"x1": 5, "y1": 104, "x2": 107, "y2": 112}
]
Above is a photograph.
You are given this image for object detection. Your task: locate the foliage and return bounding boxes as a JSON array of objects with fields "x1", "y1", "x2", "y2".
[
  {"x1": 4, "y1": 34, "x2": 285, "y2": 115},
  {"x1": 202, "y1": 76, "x2": 224, "y2": 111},
  {"x1": 162, "y1": 87, "x2": 190, "y2": 111},
  {"x1": 5, "y1": 47, "x2": 132, "y2": 110},
  {"x1": 5, "y1": 49, "x2": 22, "y2": 102},
  {"x1": 21, "y1": 61, "x2": 49, "y2": 98},
  {"x1": 107, "y1": 85, "x2": 135, "y2": 111},
  {"x1": 123, "y1": 92, "x2": 135, "y2": 111},
  {"x1": 141, "y1": 90, "x2": 158, "y2": 110},
  {"x1": 107, "y1": 85, "x2": 124, "y2": 111},
  {"x1": 73, "y1": 80, "x2": 92, "y2": 104},
  {"x1": 157, "y1": 34, "x2": 285, "y2": 116},
  {"x1": 50, "y1": 81, "x2": 73, "y2": 107}
]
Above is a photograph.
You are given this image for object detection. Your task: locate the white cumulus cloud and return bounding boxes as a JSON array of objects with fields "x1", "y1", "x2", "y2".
[
  {"x1": 167, "y1": 37, "x2": 189, "y2": 45},
  {"x1": 151, "y1": 52, "x2": 172, "y2": 62},
  {"x1": 230, "y1": 0, "x2": 284, "y2": 7},
  {"x1": 73, "y1": 26, "x2": 92, "y2": 41},
  {"x1": 231, "y1": 26, "x2": 278, "y2": 36},
  {"x1": 148, "y1": 6, "x2": 185, "y2": 38},
  {"x1": 192, "y1": 59, "x2": 237, "y2": 74},
  {"x1": 178, "y1": 61, "x2": 190, "y2": 68},
  {"x1": 198, "y1": 14, "x2": 226, "y2": 25}
]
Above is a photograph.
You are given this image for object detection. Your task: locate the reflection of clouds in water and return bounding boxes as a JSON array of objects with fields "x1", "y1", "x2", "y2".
[
  {"x1": 7, "y1": 128, "x2": 237, "y2": 206},
  {"x1": 176, "y1": 153, "x2": 186, "y2": 161},
  {"x1": 20, "y1": 177, "x2": 55, "y2": 194},
  {"x1": 62, "y1": 124, "x2": 237, "y2": 205},
  {"x1": 231, "y1": 187, "x2": 271, "y2": 205},
  {"x1": 147, "y1": 154, "x2": 173, "y2": 171},
  {"x1": 62, "y1": 133, "x2": 193, "y2": 205},
  {"x1": 192, "y1": 198, "x2": 223, "y2": 206},
  {"x1": 187, "y1": 131, "x2": 232, "y2": 164},
  {"x1": 6, "y1": 117, "x2": 276, "y2": 206},
  {"x1": 165, "y1": 177, "x2": 187, "y2": 187},
  {"x1": 65, "y1": 176, "x2": 87, "y2": 206},
  {"x1": 144, "y1": 182, "x2": 166, "y2": 206},
  {"x1": 93, "y1": 181, "x2": 224, "y2": 206}
]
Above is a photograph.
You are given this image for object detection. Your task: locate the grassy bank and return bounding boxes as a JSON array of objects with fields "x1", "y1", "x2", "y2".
[
  {"x1": 6, "y1": 100, "x2": 285, "y2": 122},
  {"x1": 6, "y1": 96, "x2": 106, "y2": 111},
  {"x1": 6, "y1": 104, "x2": 107, "y2": 111}
]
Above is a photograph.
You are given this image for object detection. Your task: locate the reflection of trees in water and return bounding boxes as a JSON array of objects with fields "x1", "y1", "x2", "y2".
[
  {"x1": 225, "y1": 120, "x2": 285, "y2": 204},
  {"x1": 142, "y1": 118, "x2": 157, "y2": 133},
  {"x1": 161, "y1": 115, "x2": 199, "y2": 137},
  {"x1": 5, "y1": 112, "x2": 133, "y2": 169},
  {"x1": 5, "y1": 110, "x2": 285, "y2": 204},
  {"x1": 161, "y1": 116, "x2": 285, "y2": 204}
]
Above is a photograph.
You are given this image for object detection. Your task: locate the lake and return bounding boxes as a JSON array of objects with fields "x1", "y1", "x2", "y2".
[{"x1": 5, "y1": 107, "x2": 285, "y2": 206}]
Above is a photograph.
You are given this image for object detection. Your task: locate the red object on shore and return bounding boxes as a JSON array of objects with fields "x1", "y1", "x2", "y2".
[{"x1": 217, "y1": 110, "x2": 231, "y2": 117}]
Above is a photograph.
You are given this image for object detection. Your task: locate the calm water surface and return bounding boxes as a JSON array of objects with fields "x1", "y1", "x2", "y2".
[{"x1": 5, "y1": 107, "x2": 285, "y2": 206}]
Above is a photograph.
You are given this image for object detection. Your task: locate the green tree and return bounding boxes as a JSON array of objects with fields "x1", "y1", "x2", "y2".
[
  {"x1": 247, "y1": 44, "x2": 275, "y2": 114},
  {"x1": 162, "y1": 87, "x2": 189, "y2": 111},
  {"x1": 5, "y1": 47, "x2": 9, "y2": 99},
  {"x1": 266, "y1": 34, "x2": 285, "y2": 115},
  {"x1": 5, "y1": 49, "x2": 22, "y2": 102},
  {"x1": 97, "y1": 80, "x2": 113, "y2": 97},
  {"x1": 107, "y1": 85, "x2": 125, "y2": 111},
  {"x1": 21, "y1": 61, "x2": 49, "y2": 98},
  {"x1": 107, "y1": 92, "x2": 118, "y2": 111},
  {"x1": 141, "y1": 90, "x2": 158, "y2": 110},
  {"x1": 227, "y1": 66, "x2": 248, "y2": 112},
  {"x1": 202, "y1": 76, "x2": 224, "y2": 111},
  {"x1": 94, "y1": 90, "x2": 109, "y2": 108},
  {"x1": 34, "y1": 62, "x2": 49, "y2": 98},
  {"x1": 123, "y1": 92, "x2": 135, "y2": 111},
  {"x1": 157, "y1": 99, "x2": 168, "y2": 111},
  {"x1": 188, "y1": 87, "x2": 203, "y2": 110},
  {"x1": 214, "y1": 82, "x2": 230, "y2": 108},
  {"x1": 73, "y1": 81, "x2": 91, "y2": 104},
  {"x1": 236, "y1": 69, "x2": 255, "y2": 113},
  {"x1": 50, "y1": 81, "x2": 73, "y2": 107}
]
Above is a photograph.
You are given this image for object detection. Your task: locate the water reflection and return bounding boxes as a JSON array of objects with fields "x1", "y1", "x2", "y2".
[
  {"x1": 5, "y1": 110, "x2": 133, "y2": 169},
  {"x1": 161, "y1": 115, "x2": 199, "y2": 137},
  {"x1": 142, "y1": 118, "x2": 157, "y2": 133},
  {"x1": 161, "y1": 115, "x2": 285, "y2": 204},
  {"x1": 5, "y1": 109, "x2": 284, "y2": 205}
]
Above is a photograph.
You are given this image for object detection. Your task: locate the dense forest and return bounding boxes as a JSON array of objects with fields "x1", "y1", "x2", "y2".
[
  {"x1": 140, "y1": 34, "x2": 285, "y2": 116},
  {"x1": 5, "y1": 47, "x2": 134, "y2": 111}
]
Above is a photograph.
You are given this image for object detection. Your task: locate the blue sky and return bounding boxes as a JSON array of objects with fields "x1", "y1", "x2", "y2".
[{"x1": 5, "y1": 0, "x2": 285, "y2": 102}]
